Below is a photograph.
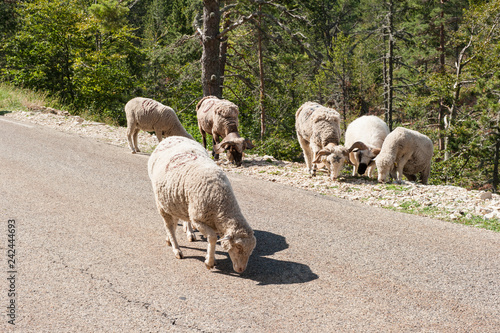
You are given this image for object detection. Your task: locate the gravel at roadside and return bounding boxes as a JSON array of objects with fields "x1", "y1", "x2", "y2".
[{"x1": 5, "y1": 108, "x2": 500, "y2": 230}]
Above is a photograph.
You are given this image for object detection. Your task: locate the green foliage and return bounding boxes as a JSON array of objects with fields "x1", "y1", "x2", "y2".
[
  {"x1": 253, "y1": 135, "x2": 302, "y2": 162},
  {"x1": 1, "y1": 0, "x2": 142, "y2": 125},
  {"x1": 2, "y1": 0, "x2": 82, "y2": 100},
  {"x1": 72, "y1": 2, "x2": 142, "y2": 124},
  {"x1": 89, "y1": 0, "x2": 129, "y2": 33}
]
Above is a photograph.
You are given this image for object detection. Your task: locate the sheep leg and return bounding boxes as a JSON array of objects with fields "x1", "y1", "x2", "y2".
[
  {"x1": 420, "y1": 167, "x2": 430, "y2": 185},
  {"x1": 127, "y1": 125, "x2": 137, "y2": 153},
  {"x1": 298, "y1": 136, "x2": 314, "y2": 175},
  {"x1": 193, "y1": 223, "x2": 217, "y2": 269},
  {"x1": 155, "y1": 130, "x2": 163, "y2": 143},
  {"x1": 133, "y1": 128, "x2": 141, "y2": 153},
  {"x1": 182, "y1": 220, "x2": 196, "y2": 242},
  {"x1": 200, "y1": 130, "x2": 207, "y2": 149},
  {"x1": 212, "y1": 135, "x2": 220, "y2": 160},
  {"x1": 395, "y1": 154, "x2": 412, "y2": 183},
  {"x1": 367, "y1": 164, "x2": 375, "y2": 178},
  {"x1": 310, "y1": 150, "x2": 319, "y2": 177},
  {"x1": 159, "y1": 211, "x2": 183, "y2": 259}
]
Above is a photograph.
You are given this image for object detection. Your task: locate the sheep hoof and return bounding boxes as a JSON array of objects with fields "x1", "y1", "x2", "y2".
[
  {"x1": 187, "y1": 233, "x2": 196, "y2": 242},
  {"x1": 174, "y1": 249, "x2": 184, "y2": 259},
  {"x1": 131, "y1": 150, "x2": 136, "y2": 154},
  {"x1": 204, "y1": 259, "x2": 215, "y2": 270}
]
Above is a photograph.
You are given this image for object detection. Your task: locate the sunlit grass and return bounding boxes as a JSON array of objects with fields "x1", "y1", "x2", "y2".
[
  {"x1": 0, "y1": 82, "x2": 62, "y2": 112},
  {"x1": 384, "y1": 198, "x2": 500, "y2": 232}
]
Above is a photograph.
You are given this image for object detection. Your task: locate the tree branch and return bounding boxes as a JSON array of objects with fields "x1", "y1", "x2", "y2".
[{"x1": 218, "y1": 13, "x2": 258, "y2": 39}]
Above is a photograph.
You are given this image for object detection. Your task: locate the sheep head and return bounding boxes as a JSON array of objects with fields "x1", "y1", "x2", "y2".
[
  {"x1": 348, "y1": 141, "x2": 382, "y2": 175},
  {"x1": 219, "y1": 231, "x2": 256, "y2": 273},
  {"x1": 214, "y1": 132, "x2": 255, "y2": 166},
  {"x1": 313, "y1": 143, "x2": 350, "y2": 180},
  {"x1": 375, "y1": 154, "x2": 396, "y2": 183}
]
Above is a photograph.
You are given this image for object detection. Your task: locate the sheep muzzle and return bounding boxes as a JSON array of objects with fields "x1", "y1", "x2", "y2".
[{"x1": 358, "y1": 163, "x2": 368, "y2": 175}]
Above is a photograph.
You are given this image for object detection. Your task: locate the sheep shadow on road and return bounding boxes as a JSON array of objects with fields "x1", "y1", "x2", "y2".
[{"x1": 212, "y1": 230, "x2": 319, "y2": 286}]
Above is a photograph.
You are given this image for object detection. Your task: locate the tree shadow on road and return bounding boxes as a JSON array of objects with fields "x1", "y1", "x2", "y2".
[{"x1": 212, "y1": 230, "x2": 319, "y2": 286}]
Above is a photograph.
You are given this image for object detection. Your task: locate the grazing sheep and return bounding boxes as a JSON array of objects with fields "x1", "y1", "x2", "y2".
[
  {"x1": 376, "y1": 127, "x2": 434, "y2": 184},
  {"x1": 148, "y1": 136, "x2": 256, "y2": 273},
  {"x1": 295, "y1": 101, "x2": 351, "y2": 180},
  {"x1": 345, "y1": 115, "x2": 390, "y2": 178},
  {"x1": 196, "y1": 96, "x2": 254, "y2": 166},
  {"x1": 125, "y1": 97, "x2": 194, "y2": 154}
]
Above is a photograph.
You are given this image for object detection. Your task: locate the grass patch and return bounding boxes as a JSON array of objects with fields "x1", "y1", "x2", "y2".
[
  {"x1": 383, "y1": 199, "x2": 500, "y2": 232},
  {"x1": 0, "y1": 82, "x2": 63, "y2": 112},
  {"x1": 449, "y1": 215, "x2": 500, "y2": 232},
  {"x1": 385, "y1": 199, "x2": 421, "y2": 213}
]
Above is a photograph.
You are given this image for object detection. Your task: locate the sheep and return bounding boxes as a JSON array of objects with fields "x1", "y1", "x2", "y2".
[
  {"x1": 125, "y1": 97, "x2": 194, "y2": 154},
  {"x1": 376, "y1": 127, "x2": 434, "y2": 184},
  {"x1": 196, "y1": 96, "x2": 254, "y2": 166},
  {"x1": 344, "y1": 115, "x2": 390, "y2": 178},
  {"x1": 148, "y1": 136, "x2": 256, "y2": 273},
  {"x1": 295, "y1": 101, "x2": 352, "y2": 180}
]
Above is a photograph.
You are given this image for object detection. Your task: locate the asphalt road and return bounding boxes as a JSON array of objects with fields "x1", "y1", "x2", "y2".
[{"x1": 1, "y1": 117, "x2": 499, "y2": 332}]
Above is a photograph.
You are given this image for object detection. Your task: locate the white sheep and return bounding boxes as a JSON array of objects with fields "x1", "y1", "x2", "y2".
[
  {"x1": 376, "y1": 127, "x2": 434, "y2": 184},
  {"x1": 196, "y1": 96, "x2": 254, "y2": 166},
  {"x1": 344, "y1": 115, "x2": 390, "y2": 178},
  {"x1": 148, "y1": 136, "x2": 256, "y2": 273},
  {"x1": 125, "y1": 97, "x2": 194, "y2": 154},
  {"x1": 295, "y1": 101, "x2": 351, "y2": 180}
]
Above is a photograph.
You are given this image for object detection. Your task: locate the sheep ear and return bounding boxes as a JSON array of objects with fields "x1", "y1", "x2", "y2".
[
  {"x1": 348, "y1": 141, "x2": 368, "y2": 153},
  {"x1": 313, "y1": 149, "x2": 329, "y2": 163},
  {"x1": 372, "y1": 148, "x2": 381, "y2": 156},
  {"x1": 217, "y1": 235, "x2": 232, "y2": 243},
  {"x1": 244, "y1": 139, "x2": 255, "y2": 150},
  {"x1": 214, "y1": 141, "x2": 230, "y2": 154},
  {"x1": 213, "y1": 143, "x2": 225, "y2": 154}
]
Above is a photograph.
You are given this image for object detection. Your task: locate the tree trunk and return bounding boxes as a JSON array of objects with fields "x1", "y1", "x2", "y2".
[
  {"x1": 383, "y1": 38, "x2": 388, "y2": 125},
  {"x1": 444, "y1": 38, "x2": 470, "y2": 160},
  {"x1": 444, "y1": 88, "x2": 459, "y2": 161},
  {"x1": 438, "y1": 0, "x2": 448, "y2": 150},
  {"x1": 219, "y1": 10, "x2": 231, "y2": 93},
  {"x1": 258, "y1": 4, "x2": 265, "y2": 139},
  {"x1": 201, "y1": 0, "x2": 222, "y2": 98},
  {"x1": 384, "y1": 0, "x2": 394, "y2": 131},
  {"x1": 493, "y1": 134, "x2": 500, "y2": 193},
  {"x1": 341, "y1": 65, "x2": 348, "y2": 134}
]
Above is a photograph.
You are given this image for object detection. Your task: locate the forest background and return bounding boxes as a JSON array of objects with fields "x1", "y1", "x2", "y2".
[{"x1": 1, "y1": 0, "x2": 499, "y2": 191}]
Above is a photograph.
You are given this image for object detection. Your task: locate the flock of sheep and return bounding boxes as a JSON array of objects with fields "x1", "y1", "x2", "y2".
[
  {"x1": 124, "y1": 96, "x2": 434, "y2": 273},
  {"x1": 295, "y1": 102, "x2": 434, "y2": 185}
]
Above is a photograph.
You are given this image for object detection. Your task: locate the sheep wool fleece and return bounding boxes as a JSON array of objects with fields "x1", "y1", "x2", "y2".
[{"x1": 148, "y1": 137, "x2": 249, "y2": 237}]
